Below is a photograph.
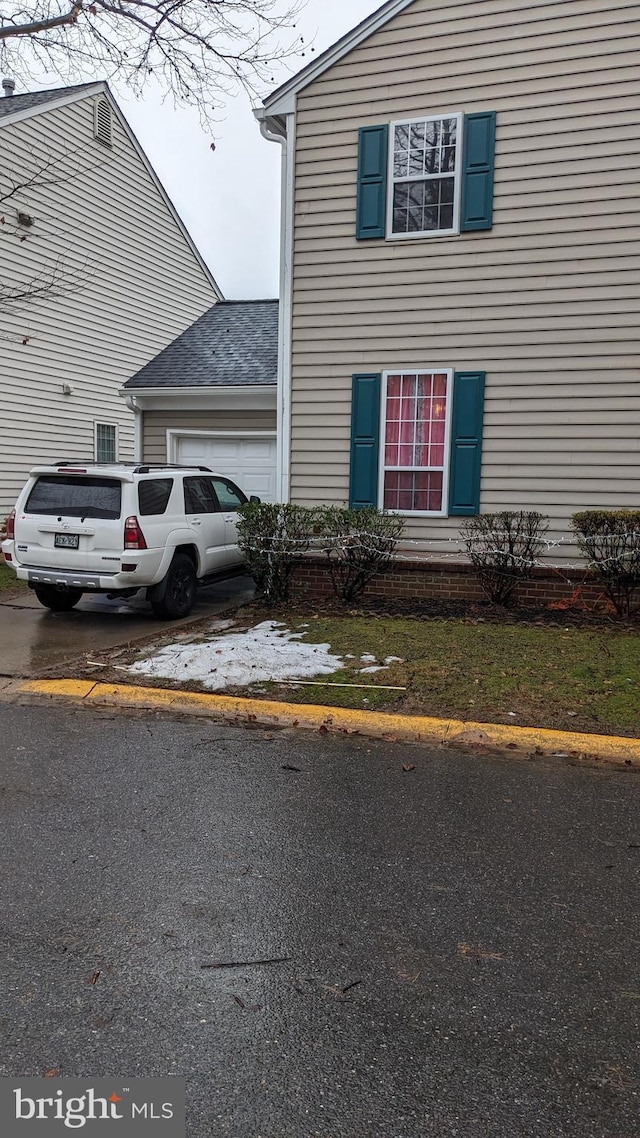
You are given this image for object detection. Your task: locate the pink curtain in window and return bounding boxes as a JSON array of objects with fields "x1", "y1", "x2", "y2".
[{"x1": 384, "y1": 372, "x2": 448, "y2": 511}]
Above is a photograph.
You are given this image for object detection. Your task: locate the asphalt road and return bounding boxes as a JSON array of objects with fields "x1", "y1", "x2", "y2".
[{"x1": 1, "y1": 702, "x2": 639, "y2": 1137}]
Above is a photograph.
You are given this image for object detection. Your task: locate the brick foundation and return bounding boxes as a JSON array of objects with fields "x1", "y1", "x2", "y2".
[{"x1": 290, "y1": 557, "x2": 610, "y2": 610}]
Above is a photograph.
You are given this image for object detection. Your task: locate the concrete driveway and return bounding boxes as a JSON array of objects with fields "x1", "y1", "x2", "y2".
[{"x1": 0, "y1": 576, "x2": 255, "y2": 678}]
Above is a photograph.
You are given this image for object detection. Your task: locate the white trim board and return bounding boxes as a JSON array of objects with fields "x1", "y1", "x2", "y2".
[
  {"x1": 121, "y1": 386, "x2": 277, "y2": 412},
  {"x1": 261, "y1": 0, "x2": 417, "y2": 115}
]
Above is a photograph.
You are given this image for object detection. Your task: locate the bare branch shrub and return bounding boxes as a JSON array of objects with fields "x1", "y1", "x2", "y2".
[
  {"x1": 572, "y1": 510, "x2": 640, "y2": 617},
  {"x1": 460, "y1": 511, "x2": 549, "y2": 605},
  {"x1": 236, "y1": 500, "x2": 321, "y2": 605},
  {"x1": 317, "y1": 506, "x2": 405, "y2": 603}
]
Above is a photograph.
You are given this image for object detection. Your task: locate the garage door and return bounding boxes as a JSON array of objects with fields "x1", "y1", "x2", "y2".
[{"x1": 176, "y1": 435, "x2": 277, "y2": 502}]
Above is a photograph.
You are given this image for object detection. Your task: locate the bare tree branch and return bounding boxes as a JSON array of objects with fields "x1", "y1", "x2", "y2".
[
  {"x1": 0, "y1": 146, "x2": 99, "y2": 317},
  {"x1": 0, "y1": 1, "x2": 82, "y2": 38},
  {"x1": 0, "y1": 1, "x2": 307, "y2": 120}
]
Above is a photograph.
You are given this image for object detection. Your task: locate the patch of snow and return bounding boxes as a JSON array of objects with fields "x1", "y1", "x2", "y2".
[
  {"x1": 360, "y1": 654, "x2": 377, "y2": 663},
  {"x1": 127, "y1": 620, "x2": 344, "y2": 691},
  {"x1": 359, "y1": 665, "x2": 387, "y2": 674},
  {"x1": 384, "y1": 656, "x2": 404, "y2": 665}
]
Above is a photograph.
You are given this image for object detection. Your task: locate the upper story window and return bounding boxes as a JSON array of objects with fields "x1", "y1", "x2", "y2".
[
  {"x1": 388, "y1": 114, "x2": 462, "y2": 238},
  {"x1": 355, "y1": 111, "x2": 495, "y2": 242}
]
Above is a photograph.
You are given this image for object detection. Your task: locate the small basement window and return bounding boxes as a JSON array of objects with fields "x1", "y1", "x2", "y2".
[
  {"x1": 95, "y1": 422, "x2": 118, "y2": 463},
  {"x1": 93, "y1": 97, "x2": 113, "y2": 147}
]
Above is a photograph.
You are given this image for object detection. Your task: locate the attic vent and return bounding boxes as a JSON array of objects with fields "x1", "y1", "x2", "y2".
[{"x1": 93, "y1": 98, "x2": 112, "y2": 147}]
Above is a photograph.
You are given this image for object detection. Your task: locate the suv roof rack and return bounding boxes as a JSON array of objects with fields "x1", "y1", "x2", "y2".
[
  {"x1": 133, "y1": 464, "x2": 213, "y2": 474},
  {"x1": 52, "y1": 461, "x2": 213, "y2": 473}
]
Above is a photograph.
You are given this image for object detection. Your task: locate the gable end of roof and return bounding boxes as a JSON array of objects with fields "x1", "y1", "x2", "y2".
[{"x1": 261, "y1": 0, "x2": 416, "y2": 114}]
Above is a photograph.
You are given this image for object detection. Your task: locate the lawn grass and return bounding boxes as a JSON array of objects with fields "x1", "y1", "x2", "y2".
[
  {"x1": 0, "y1": 561, "x2": 26, "y2": 594},
  {"x1": 250, "y1": 612, "x2": 640, "y2": 737}
]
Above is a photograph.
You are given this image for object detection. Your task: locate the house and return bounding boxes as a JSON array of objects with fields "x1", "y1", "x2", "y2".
[
  {"x1": 0, "y1": 81, "x2": 221, "y2": 516},
  {"x1": 256, "y1": 0, "x2": 640, "y2": 590},
  {"x1": 121, "y1": 298, "x2": 278, "y2": 501}
]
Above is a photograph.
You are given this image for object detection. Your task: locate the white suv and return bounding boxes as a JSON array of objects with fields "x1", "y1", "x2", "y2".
[{"x1": 1, "y1": 462, "x2": 254, "y2": 619}]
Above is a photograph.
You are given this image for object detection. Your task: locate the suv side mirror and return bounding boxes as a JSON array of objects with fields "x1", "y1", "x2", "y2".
[{"x1": 249, "y1": 495, "x2": 261, "y2": 504}]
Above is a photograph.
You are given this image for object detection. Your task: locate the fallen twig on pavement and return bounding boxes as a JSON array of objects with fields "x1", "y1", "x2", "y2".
[{"x1": 201, "y1": 955, "x2": 291, "y2": 970}]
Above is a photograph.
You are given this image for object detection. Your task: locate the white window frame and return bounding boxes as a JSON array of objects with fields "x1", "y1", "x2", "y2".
[
  {"x1": 94, "y1": 421, "x2": 119, "y2": 464},
  {"x1": 378, "y1": 368, "x2": 454, "y2": 517},
  {"x1": 386, "y1": 111, "x2": 463, "y2": 240}
]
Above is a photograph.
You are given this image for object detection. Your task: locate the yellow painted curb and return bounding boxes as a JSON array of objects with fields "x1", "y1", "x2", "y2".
[{"x1": 17, "y1": 678, "x2": 640, "y2": 765}]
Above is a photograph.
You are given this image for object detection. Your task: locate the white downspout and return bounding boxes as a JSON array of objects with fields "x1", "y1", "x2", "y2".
[
  {"x1": 125, "y1": 395, "x2": 143, "y2": 462},
  {"x1": 256, "y1": 110, "x2": 294, "y2": 504}
]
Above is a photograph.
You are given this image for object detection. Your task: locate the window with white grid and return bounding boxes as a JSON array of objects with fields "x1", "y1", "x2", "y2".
[
  {"x1": 380, "y1": 370, "x2": 452, "y2": 515},
  {"x1": 388, "y1": 113, "x2": 462, "y2": 238},
  {"x1": 95, "y1": 422, "x2": 117, "y2": 464}
]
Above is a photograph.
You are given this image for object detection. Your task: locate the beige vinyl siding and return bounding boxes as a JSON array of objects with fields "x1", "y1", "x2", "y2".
[
  {"x1": 288, "y1": 0, "x2": 640, "y2": 552},
  {"x1": 0, "y1": 95, "x2": 217, "y2": 514},
  {"x1": 142, "y1": 410, "x2": 277, "y2": 465}
]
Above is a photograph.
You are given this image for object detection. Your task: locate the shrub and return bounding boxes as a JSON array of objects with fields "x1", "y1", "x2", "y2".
[
  {"x1": 236, "y1": 501, "x2": 322, "y2": 605},
  {"x1": 571, "y1": 510, "x2": 640, "y2": 617},
  {"x1": 460, "y1": 511, "x2": 549, "y2": 605},
  {"x1": 317, "y1": 506, "x2": 405, "y2": 603}
]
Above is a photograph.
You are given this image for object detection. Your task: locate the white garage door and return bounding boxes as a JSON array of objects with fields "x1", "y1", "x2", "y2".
[{"x1": 176, "y1": 435, "x2": 277, "y2": 502}]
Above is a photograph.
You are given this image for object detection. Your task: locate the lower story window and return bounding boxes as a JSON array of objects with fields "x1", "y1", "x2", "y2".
[
  {"x1": 95, "y1": 422, "x2": 118, "y2": 464},
  {"x1": 380, "y1": 369, "x2": 452, "y2": 515}
]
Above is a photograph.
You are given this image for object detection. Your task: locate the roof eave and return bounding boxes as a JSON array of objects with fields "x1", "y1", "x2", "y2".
[
  {"x1": 120, "y1": 383, "x2": 277, "y2": 395},
  {"x1": 0, "y1": 81, "x2": 107, "y2": 129}
]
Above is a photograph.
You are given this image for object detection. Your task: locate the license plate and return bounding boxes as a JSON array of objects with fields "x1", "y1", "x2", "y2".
[{"x1": 54, "y1": 533, "x2": 79, "y2": 549}]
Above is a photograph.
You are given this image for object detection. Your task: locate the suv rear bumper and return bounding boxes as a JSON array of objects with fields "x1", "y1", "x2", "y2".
[
  {"x1": 24, "y1": 566, "x2": 121, "y2": 591},
  {"x1": 2, "y1": 542, "x2": 165, "y2": 592}
]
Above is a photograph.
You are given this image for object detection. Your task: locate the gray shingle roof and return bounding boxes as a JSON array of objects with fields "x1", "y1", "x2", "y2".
[
  {"x1": 123, "y1": 300, "x2": 278, "y2": 390},
  {"x1": 0, "y1": 83, "x2": 100, "y2": 119}
]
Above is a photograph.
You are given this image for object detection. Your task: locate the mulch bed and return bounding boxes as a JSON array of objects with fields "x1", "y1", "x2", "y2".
[{"x1": 257, "y1": 594, "x2": 636, "y2": 630}]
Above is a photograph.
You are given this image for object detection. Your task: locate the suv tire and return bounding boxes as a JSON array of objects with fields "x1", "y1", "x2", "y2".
[
  {"x1": 150, "y1": 554, "x2": 197, "y2": 620},
  {"x1": 34, "y1": 585, "x2": 83, "y2": 612}
]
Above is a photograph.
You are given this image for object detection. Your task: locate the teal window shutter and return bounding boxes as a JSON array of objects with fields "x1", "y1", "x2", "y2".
[
  {"x1": 356, "y1": 126, "x2": 388, "y2": 240},
  {"x1": 448, "y1": 371, "x2": 485, "y2": 516},
  {"x1": 460, "y1": 112, "x2": 496, "y2": 232},
  {"x1": 349, "y1": 373, "x2": 381, "y2": 508}
]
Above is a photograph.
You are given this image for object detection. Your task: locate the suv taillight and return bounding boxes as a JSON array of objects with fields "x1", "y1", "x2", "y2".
[
  {"x1": 124, "y1": 516, "x2": 147, "y2": 550},
  {"x1": 6, "y1": 509, "x2": 15, "y2": 539}
]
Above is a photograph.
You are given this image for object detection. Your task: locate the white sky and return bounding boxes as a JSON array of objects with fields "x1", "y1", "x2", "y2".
[{"x1": 111, "y1": 0, "x2": 377, "y2": 300}]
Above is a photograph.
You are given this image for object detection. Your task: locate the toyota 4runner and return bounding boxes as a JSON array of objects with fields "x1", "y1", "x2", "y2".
[{"x1": 1, "y1": 462, "x2": 255, "y2": 619}]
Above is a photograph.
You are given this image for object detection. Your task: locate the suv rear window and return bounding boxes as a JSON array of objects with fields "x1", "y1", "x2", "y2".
[
  {"x1": 138, "y1": 478, "x2": 173, "y2": 516},
  {"x1": 25, "y1": 476, "x2": 122, "y2": 520}
]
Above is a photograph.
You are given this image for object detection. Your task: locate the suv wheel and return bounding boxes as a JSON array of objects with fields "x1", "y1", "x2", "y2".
[
  {"x1": 150, "y1": 554, "x2": 197, "y2": 620},
  {"x1": 34, "y1": 586, "x2": 83, "y2": 612}
]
